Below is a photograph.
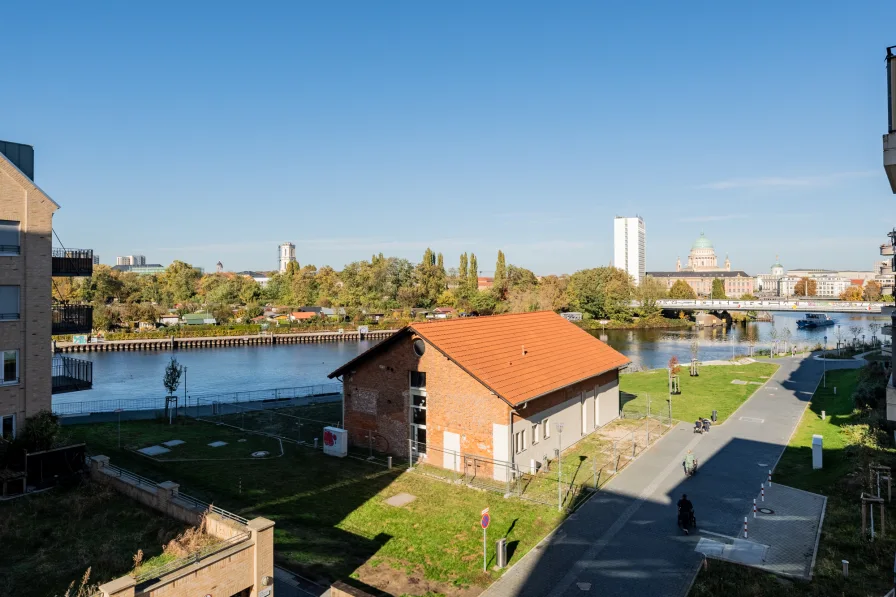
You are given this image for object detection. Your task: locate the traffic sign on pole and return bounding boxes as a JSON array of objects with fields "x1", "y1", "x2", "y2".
[{"x1": 481, "y1": 508, "x2": 491, "y2": 571}]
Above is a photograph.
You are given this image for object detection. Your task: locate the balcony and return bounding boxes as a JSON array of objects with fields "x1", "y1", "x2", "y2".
[
  {"x1": 52, "y1": 304, "x2": 93, "y2": 335},
  {"x1": 52, "y1": 356, "x2": 93, "y2": 394},
  {"x1": 52, "y1": 248, "x2": 93, "y2": 277},
  {"x1": 882, "y1": 243, "x2": 895, "y2": 257}
]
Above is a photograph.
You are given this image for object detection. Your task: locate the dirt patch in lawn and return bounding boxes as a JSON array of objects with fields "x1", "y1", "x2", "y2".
[{"x1": 354, "y1": 558, "x2": 484, "y2": 597}]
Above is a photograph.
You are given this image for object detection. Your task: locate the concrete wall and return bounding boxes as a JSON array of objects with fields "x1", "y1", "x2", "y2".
[
  {"x1": 91, "y1": 456, "x2": 275, "y2": 597},
  {"x1": 0, "y1": 156, "x2": 56, "y2": 436}
]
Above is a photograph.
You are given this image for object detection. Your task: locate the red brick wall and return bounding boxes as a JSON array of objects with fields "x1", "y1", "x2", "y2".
[{"x1": 342, "y1": 333, "x2": 510, "y2": 464}]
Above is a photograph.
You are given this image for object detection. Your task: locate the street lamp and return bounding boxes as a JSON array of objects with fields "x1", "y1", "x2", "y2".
[
  {"x1": 114, "y1": 408, "x2": 123, "y2": 448},
  {"x1": 863, "y1": 334, "x2": 866, "y2": 350},
  {"x1": 556, "y1": 422, "x2": 565, "y2": 512},
  {"x1": 823, "y1": 336, "x2": 827, "y2": 388}
]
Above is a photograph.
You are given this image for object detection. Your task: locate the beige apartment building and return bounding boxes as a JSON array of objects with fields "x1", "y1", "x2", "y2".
[{"x1": 0, "y1": 140, "x2": 92, "y2": 440}]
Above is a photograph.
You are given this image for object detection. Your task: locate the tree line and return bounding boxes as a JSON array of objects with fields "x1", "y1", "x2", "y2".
[{"x1": 52, "y1": 250, "x2": 681, "y2": 331}]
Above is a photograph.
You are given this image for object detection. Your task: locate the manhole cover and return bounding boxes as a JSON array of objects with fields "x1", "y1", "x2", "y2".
[
  {"x1": 758, "y1": 508, "x2": 774, "y2": 514},
  {"x1": 251, "y1": 451, "x2": 270, "y2": 458}
]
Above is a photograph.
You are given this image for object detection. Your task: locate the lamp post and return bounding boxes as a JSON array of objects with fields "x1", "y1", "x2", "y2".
[
  {"x1": 556, "y1": 422, "x2": 565, "y2": 512},
  {"x1": 823, "y1": 336, "x2": 827, "y2": 388},
  {"x1": 863, "y1": 335, "x2": 866, "y2": 350},
  {"x1": 183, "y1": 366, "x2": 188, "y2": 416},
  {"x1": 114, "y1": 408, "x2": 123, "y2": 449}
]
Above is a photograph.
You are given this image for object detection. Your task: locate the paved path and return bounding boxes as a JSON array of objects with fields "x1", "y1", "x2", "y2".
[{"x1": 482, "y1": 356, "x2": 862, "y2": 597}]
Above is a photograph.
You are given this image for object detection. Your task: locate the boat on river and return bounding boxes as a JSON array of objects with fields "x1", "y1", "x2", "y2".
[{"x1": 796, "y1": 313, "x2": 836, "y2": 328}]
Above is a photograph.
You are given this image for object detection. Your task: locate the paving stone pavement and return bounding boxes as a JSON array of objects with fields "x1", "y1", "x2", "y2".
[
  {"x1": 740, "y1": 483, "x2": 827, "y2": 579},
  {"x1": 480, "y1": 355, "x2": 863, "y2": 597}
]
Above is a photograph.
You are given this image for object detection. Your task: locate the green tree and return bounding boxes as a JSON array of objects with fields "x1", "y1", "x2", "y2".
[
  {"x1": 459, "y1": 253, "x2": 468, "y2": 287},
  {"x1": 566, "y1": 267, "x2": 634, "y2": 320},
  {"x1": 537, "y1": 275, "x2": 569, "y2": 312},
  {"x1": 669, "y1": 279, "x2": 697, "y2": 299},
  {"x1": 161, "y1": 261, "x2": 201, "y2": 304},
  {"x1": 636, "y1": 275, "x2": 667, "y2": 315},
  {"x1": 315, "y1": 266, "x2": 339, "y2": 306},
  {"x1": 506, "y1": 264, "x2": 538, "y2": 292},
  {"x1": 711, "y1": 278, "x2": 727, "y2": 299},
  {"x1": 163, "y1": 357, "x2": 183, "y2": 396},
  {"x1": 493, "y1": 250, "x2": 507, "y2": 300},
  {"x1": 468, "y1": 253, "x2": 478, "y2": 294},
  {"x1": 470, "y1": 290, "x2": 497, "y2": 314}
]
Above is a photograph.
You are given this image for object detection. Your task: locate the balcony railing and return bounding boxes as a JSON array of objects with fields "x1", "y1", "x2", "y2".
[
  {"x1": 52, "y1": 248, "x2": 93, "y2": 277},
  {"x1": 52, "y1": 305, "x2": 93, "y2": 335},
  {"x1": 52, "y1": 356, "x2": 93, "y2": 394}
]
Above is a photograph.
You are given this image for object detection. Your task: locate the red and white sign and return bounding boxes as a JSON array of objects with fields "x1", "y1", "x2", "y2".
[{"x1": 481, "y1": 507, "x2": 490, "y2": 529}]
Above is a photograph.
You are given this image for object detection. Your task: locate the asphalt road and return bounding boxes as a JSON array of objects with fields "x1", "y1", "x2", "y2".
[{"x1": 481, "y1": 356, "x2": 863, "y2": 597}]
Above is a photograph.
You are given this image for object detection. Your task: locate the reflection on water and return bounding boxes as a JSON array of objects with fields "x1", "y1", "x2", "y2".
[
  {"x1": 53, "y1": 311, "x2": 888, "y2": 407},
  {"x1": 595, "y1": 311, "x2": 888, "y2": 370}
]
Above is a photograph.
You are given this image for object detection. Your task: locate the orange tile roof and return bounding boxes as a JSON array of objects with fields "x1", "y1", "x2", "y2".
[
  {"x1": 330, "y1": 311, "x2": 629, "y2": 406},
  {"x1": 291, "y1": 311, "x2": 317, "y2": 320}
]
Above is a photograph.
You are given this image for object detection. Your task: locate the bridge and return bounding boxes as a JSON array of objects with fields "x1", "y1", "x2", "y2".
[{"x1": 652, "y1": 299, "x2": 891, "y2": 314}]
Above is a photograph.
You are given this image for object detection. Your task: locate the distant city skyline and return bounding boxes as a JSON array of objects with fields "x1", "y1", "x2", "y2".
[{"x1": 6, "y1": 2, "x2": 893, "y2": 275}]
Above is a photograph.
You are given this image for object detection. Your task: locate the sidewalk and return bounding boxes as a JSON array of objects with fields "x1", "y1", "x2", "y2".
[{"x1": 481, "y1": 355, "x2": 860, "y2": 597}]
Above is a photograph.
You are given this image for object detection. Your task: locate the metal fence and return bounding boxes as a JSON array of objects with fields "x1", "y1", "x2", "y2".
[
  {"x1": 132, "y1": 530, "x2": 252, "y2": 583},
  {"x1": 53, "y1": 382, "x2": 342, "y2": 416},
  {"x1": 407, "y1": 409, "x2": 673, "y2": 511}
]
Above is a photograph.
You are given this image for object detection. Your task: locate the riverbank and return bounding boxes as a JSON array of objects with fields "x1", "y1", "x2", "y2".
[
  {"x1": 54, "y1": 329, "x2": 396, "y2": 353},
  {"x1": 576, "y1": 315, "x2": 692, "y2": 331}
]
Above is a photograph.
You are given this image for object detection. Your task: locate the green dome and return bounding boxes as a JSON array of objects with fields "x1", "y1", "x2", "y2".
[{"x1": 692, "y1": 233, "x2": 712, "y2": 249}]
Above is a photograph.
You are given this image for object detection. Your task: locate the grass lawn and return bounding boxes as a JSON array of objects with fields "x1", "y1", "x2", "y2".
[
  {"x1": 201, "y1": 401, "x2": 343, "y2": 447},
  {"x1": 65, "y1": 417, "x2": 563, "y2": 595},
  {"x1": 690, "y1": 368, "x2": 896, "y2": 597},
  {"x1": 619, "y1": 362, "x2": 779, "y2": 424},
  {"x1": 0, "y1": 480, "x2": 187, "y2": 596}
]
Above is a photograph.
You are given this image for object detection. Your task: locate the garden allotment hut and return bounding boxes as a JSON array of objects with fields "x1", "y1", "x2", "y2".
[{"x1": 328, "y1": 311, "x2": 630, "y2": 481}]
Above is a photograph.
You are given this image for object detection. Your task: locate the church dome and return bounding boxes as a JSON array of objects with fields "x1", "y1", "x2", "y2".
[{"x1": 692, "y1": 233, "x2": 712, "y2": 249}]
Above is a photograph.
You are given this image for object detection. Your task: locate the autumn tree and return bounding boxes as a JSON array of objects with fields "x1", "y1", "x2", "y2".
[
  {"x1": 537, "y1": 275, "x2": 569, "y2": 312},
  {"x1": 864, "y1": 280, "x2": 882, "y2": 301},
  {"x1": 793, "y1": 277, "x2": 817, "y2": 297},
  {"x1": 668, "y1": 279, "x2": 697, "y2": 300},
  {"x1": 637, "y1": 275, "x2": 667, "y2": 315},
  {"x1": 840, "y1": 285, "x2": 864, "y2": 301}
]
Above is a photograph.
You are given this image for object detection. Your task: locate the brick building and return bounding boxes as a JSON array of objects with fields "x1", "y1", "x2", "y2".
[
  {"x1": 0, "y1": 140, "x2": 93, "y2": 440},
  {"x1": 328, "y1": 311, "x2": 629, "y2": 481}
]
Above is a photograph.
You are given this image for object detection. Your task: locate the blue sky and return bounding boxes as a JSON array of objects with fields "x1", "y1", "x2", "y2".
[{"x1": 3, "y1": 1, "x2": 894, "y2": 276}]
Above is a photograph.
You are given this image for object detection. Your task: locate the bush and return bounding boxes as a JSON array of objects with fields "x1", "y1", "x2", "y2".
[
  {"x1": 853, "y1": 362, "x2": 888, "y2": 410},
  {"x1": 20, "y1": 410, "x2": 62, "y2": 452}
]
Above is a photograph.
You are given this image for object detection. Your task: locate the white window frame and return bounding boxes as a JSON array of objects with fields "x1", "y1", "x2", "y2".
[
  {"x1": 1, "y1": 350, "x2": 18, "y2": 385},
  {"x1": 515, "y1": 430, "x2": 528, "y2": 454},
  {"x1": 532, "y1": 423, "x2": 539, "y2": 445},
  {"x1": 543, "y1": 418, "x2": 551, "y2": 440},
  {"x1": 0, "y1": 414, "x2": 15, "y2": 439}
]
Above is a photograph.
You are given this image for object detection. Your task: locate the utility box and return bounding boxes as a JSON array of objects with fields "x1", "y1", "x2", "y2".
[
  {"x1": 323, "y1": 427, "x2": 348, "y2": 458},
  {"x1": 812, "y1": 434, "x2": 823, "y2": 469}
]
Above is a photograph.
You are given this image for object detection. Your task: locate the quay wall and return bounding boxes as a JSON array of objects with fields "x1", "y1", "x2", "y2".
[{"x1": 54, "y1": 329, "x2": 396, "y2": 353}]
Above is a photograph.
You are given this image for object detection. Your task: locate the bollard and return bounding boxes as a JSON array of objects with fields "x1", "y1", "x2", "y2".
[
  {"x1": 387, "y1": 456, "x2": 392, "y2": 469},
  {"x1": 761, "y1": 483, "x2": 765, "y2": 501},
  {"x1": 496, "y1": 538, "x2": 508, "y2": 568},
  {"x1": 834, "y1": 386, "x2": 837, "y2": 395},
  {"x1": 821, "y1": 410, "x2": 826, "y2": 420},
  {"x1": 768, "y1": 469, "x2": 772, "y2": 486},
  {"x1": 842, "y1": 559, "x2": 849, "y2": 577},
  {"x1": 753, "y1": 498, "x2": 757, "y2": 518},
  {"x1": 744, "y1": 516, "x2": 748, "y2": 538},
  {"x1": 314, "y1": 437, "x2": 319, "y2": 449}
]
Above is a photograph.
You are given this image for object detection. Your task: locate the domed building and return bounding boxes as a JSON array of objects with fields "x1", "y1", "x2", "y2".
[
  {"x1": 676, "y1": 233, "x2": 730, "y2": 272},
  {"x1": 648, "y1": 232, "x2": 753, "y2": 298}
]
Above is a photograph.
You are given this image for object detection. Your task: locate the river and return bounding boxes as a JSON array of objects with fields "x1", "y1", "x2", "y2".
[{"x1": 52, "y1": 311, "x2": 889, "y2": 408}]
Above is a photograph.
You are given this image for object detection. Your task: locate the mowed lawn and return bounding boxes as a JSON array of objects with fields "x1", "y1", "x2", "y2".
[
  {"x1": 620, "y1": 362, "x2": 779, "y2": 424},
  {"x1": 0, "y1": 480, "x2": 187, "y2": 596},
  {"x1": 66, "y1": 417, "x2": 563, "y2": 594},
  {"x1": 691, "y1": 369, "x2": 896, "y2": 597}
]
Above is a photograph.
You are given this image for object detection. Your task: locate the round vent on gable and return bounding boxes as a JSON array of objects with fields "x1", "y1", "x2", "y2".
[{"x1": 413, "y1": 339, "x2": 426, "y2": 357}]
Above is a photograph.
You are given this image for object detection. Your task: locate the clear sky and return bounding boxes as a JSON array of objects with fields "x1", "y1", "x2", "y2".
[{"x1": 3, "y1": 1, "x2": 894, "y2": 276}]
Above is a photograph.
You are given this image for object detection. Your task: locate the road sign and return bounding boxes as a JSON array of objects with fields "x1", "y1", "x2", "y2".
[
  {"x1": 481, "y1": 513, "x2": 490, "y2": 529},
  {"x1": 481, "y1": 507, "x2": 490, "y2": 516}
]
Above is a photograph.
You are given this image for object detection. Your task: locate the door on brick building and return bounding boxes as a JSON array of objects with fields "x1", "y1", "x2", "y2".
[{"x1": 410, "y1": 372, "x2": 427, "y2": 456}]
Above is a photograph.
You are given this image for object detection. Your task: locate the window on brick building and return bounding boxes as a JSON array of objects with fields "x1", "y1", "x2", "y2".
[
  {"x1": 410, "y1": 371, "x2": 426, "y2": 389},
  {"x1": 1, "y1": 350, "x2": 17, "y2": 384},
  {"x1": 0, "y1": 221, "x2": 20, "y2": 255},
  {"x1": 0, "y1": 414, "x2": 13, "y2": 439},
  {"x1": 0, "y1": 287, "x2": 19, "y2": 321}
]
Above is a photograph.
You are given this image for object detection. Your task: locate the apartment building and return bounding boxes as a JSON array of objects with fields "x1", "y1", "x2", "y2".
[{"x1": 0, "y1": 140, "x2": 93, "y2": 439}]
